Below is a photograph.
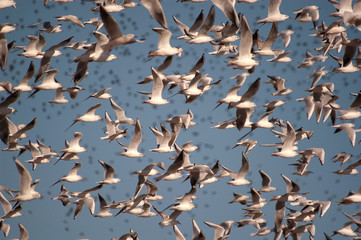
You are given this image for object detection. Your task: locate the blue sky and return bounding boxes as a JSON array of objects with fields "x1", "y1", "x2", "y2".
[{"x1": 0, "y1": 0, "x2": 360, "y2": 239}]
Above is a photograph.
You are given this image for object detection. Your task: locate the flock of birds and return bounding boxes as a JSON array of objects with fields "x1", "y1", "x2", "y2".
[{"x1": 0, "y1": 0, "x2": 361, "y2": 239}]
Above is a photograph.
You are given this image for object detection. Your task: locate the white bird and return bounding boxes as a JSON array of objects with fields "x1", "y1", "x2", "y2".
[
  {"x1": 270, "y1": 121, "x2": 299, "y2": 158},
  {"x1": 0, "y1": 192, "x2": 22, "y2": 219},
  {"x1": 50, "y1": 162, "x2": 83, "y2": 187},
  {"x1": 337, "y1": 91, "x2": 361, "y2": 120},
  {"x1": 99, "y1": 5, "x2": 142, "y2": 51},
  {"x1": 257, "y1": 0, "x2": 290, "y2": 23},
  {"x1": 338, "y1": 187, "x2": 361, "y2": 205},
  {"x1": 221, "y1": 152, "x2": 251, "y2": 186},
  {"x1": 148, "y1": 28, "x2": 183, "y2": 57},
  {"x1": 334, "y1": 159, "x2": 361, "y2": 175},
  {"x1": 109, "y1": 98, "x2": 135, "y2": 125},
  {"x1": 97, "y1": 160, "x2": 121, "y2": 184},
  {"x1": 34, "y1": 36, "x2": 73, "y2": 82},
  {"x1": 117, "y1": 118, "x2": 143, "y2": 158},
  {"x1": 149, "y1": 124, "x2": 175, "y2": 153},
  {"x1": 333, "y1": 123, "x2": 361, "y2": 147},
  {"x1": 278, "y1": 29, "x2": 294, "y2": 48},
  {"x1": 227, "y1": 15, "x2": 259, "y2": 70},
  {"x1": 136, "y1": 201, "x2": 156, "y2": 218},
  {"x1": 294, "y1": 5, "x2": 320, "y2": 29},
  {"x1": 49, "y1": 87, "x2": 69, "y2": 104},
  {"x1": 139, "y1": 0, "x2": 167, "y2": 29},
  {"x1": 264, "y1": 75, "x2": 292, "y2": 96},
  {"x1": 258, "y1": 170, "x2": 277, "y2": 192},
  {"x1": 59, "y1": 132, "x2": 87, "y2": 161},
  {"x1": 173, "y1": 10, "x2": 204, "y2": 40},
  {"x1": 51, "y1": 185, "x2": 72, "y2": 207},
  {"x1": 228, "y1": 78, "x2": 260, "y2": 109},
  {"x1": 254, "y1": 22, "x2": 279, "y2": 56},
  {"x1": 332, "y1": 152, "x2": 353, "y2": 166},
  {"x1": 55, "y1": 15, "x2": 85, "y2": 28},
  {"x1": 101, "y1": 111, "x2": 127, "y2": 142},
  {"x1": 211, "y1": 0, "x2": 240, "y2": 27},
  {"x1": 139, "y1": 67, "x2": 170, "y2": 105},
  {"x1": 65, "y1": 103, "x2": 102, "y2": 131},
  {"x1": 153, "y1": 207, "x2": 182, "y2": 226},
  {"x1": 10, "y1": 159, "x2": 42, "y2": 203},
  {"x1": 29, "y1": 69, "x2": 62, "y2": 98},
  {"x1": 173, "y1": 225, "x2": 186, "y2": 240},
  {"x1": 94, "y1": 193, "x2": 113, "y2": 218},
  {"x1": 186, "y1": 6, "x2": 215, "y2": 44}
]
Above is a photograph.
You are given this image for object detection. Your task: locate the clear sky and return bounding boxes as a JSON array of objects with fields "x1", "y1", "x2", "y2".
[{"x1": 0, "y1": 0, "x2": 360, "y2": 239}]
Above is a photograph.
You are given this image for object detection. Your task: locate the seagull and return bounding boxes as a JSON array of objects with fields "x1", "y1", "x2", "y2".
[
  {"x1": 221, "y1": 152, "x2": 251, "y2": 186},
  {"x1": 254, "y1": 22, "x2": 279, "y2": 56},
  {"x1": 58, "y1": 132, "x2": 87, "y2": 162},
  {"x1": 0, "y1": 90, "x2": 20, "y2": 116},
  {"x1": 132, "y1": 163, "x2": 165, "y2": 198},
  {"x1": 149, "y1": 124, "x2": 175, "y2": 153},
  {"x1": 258, "y1": 170, "x2": 277, "y2": 192},
  {"x1": 55, "y1": 15, "x2": 85, "y2": 28},
  {"x1": 211, "y1": 0, "x2": 240, "y2": 27},
  {"x1": 333, "y1": 123, "x2": 361, "y2": 147},
  {"x1": 34, "y1": 36, "x2": 74, "y2": 82},
  {"x1": 265, "y1": 75, "x2": 292, "y2": 96},
  {"x1": 0, "y1": 191, "x2": 22, "y2": 219},
  {"x1": 332, "y1": 152, "x2": 353, "y2": 166},
  {"x1": 153, "y1": 207, "x2": 182, "y2": 226},
  {"x1": 91, "y1": 0, "x2": 124, "y2": 12},
  {"x1": 65, "y1": 103, "x2": 102, "y2": 131},
  {"x1": 0, "y1": 27, "x2": 16, "y2": 71},
  {"x1": 229, "y1": 192, "x2": 249, "y2": 204},
  {"x1": 139, "y1": 0, "x2": 167, "y2": 29},
  {"x1": 138, "y1": 55, "x2": 173, "y2": 85},
  {"x1": 244, "y1": 188, "x2": 268, "y2": 211},
  {"x1": 71, "y1": 184, "x2": 103, "y2": 219},
  {"x1": 270, "y1": 121, "x2": 299, "y2": 158},
  {"x1": 278, "y1": 29, "x2": 294, "y2": 48},
  {"x1": 10, "y1": 159, "x2": 42, "y2": 203},
  {"x1": 338, "y1": 187, "x2": 361, "y2": 205},
  {"x1": 173, "y1": 225, "x2": 186, "y2": 240},
  {"x1": 101, "y1": 111, "x2": 127, "y2": 142},
  {"x1": 0, "y1": 0, "x2": 16, "y2": 9},
  {"x1": 97, "y1": 160, "x2": 121, "y2": 184},
  {"x1": 109, "y1": 98, "x2": 136, "y2": 125},
  {"x1": 186, "y1": 6, "x2": 215, "y2": 44},
  {"x1": 227, "y1": 15, "x2": 259, "y2": 70},
  {"x1": 49, "y1": 88, "x2": 69, "y2": 104},
  {"x1": 25, "y1": 140, "x2": 50, "y2": 170},
  {"x1": 84, "y1": 17, "x2": 103, "y2": 31},
  {"x1": 228, "y1": 78, "x2": 260, "y2": 109},
  {"x1": 257, "y1": 0, "x2": 289, "y2": 23},
  {"x1": 148, "y1": 28, "x2": 183, "y2": 57},
  {"x1": 94, "y1": 193, "x2": 113, "y2": 218},
  {"x1": 294, "y1": 5, "x2": 320, "y2": 29},
  {"x1": 51, "y1": 185, "x2": 72, "y2": 207},
  {"x1": 232, "y1": 139, "x2": 257, "y2": 154},
  {"x1": 154, "y1": 151, "x2": 186, "y2": 181},
  {"x1": 29, "y1": 69, "x2": 62, "y2": 98},
  {"x1": 117, "y1": 118, "x2": 143, "y2": 158},
  {"x1": 139, "y1": 67, "x2": 170, "y2": 105},
  {"x1": 136, "y1": 201, "x2": 156, "y2": 218},
  {"x1": 83, "y1": 87, "x2": 112, "y2": 101},
  {"x1": 173, "y1": 10, "x2": 204, "y2": 40},
  {"x1": 334, "y1": 159, "x2": 361, "y2": 175},
  {"x1": 307, "y1": 66, "x2": 329, "y2": 88},
  {"x1": 50, "y1": 162, "x2": 83, "y2": 187},
  {"x1": 170, "y1": 187, "x2": 197, "y2": 211},
  {"x1": 99, "y1": 5, "x2": 142, "y2": 51},
  {"x1": 336, "y1": 91, "x2": 361, "y2": 120}
]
